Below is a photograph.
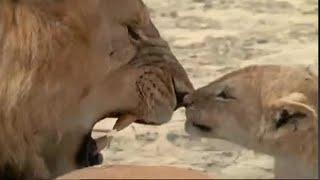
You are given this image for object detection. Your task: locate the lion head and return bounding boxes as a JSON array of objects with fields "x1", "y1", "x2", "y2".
[{"x1": 0, "y1": 0, "x2": 193, "y2": 178}]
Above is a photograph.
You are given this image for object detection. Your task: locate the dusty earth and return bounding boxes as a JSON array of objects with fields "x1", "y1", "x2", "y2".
[{"x1": 93, "y1": 0, "x2": 318, "y2": 178}]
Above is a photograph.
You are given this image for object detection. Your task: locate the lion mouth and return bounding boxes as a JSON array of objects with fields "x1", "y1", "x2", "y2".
[
  {"x1": 192, "y1": 122, "x2": 212, "y2": 132},
  {"x1": 135, "y1": 119, "x2": 158, "y2": 125},
  {"x1": 113, "y1": 114, "x2": 161, "y2": 130},
  {"x1": 112, "y1": 114, "x2": 138, "y2": 131},
  {"x1": 86, "y1": 114, "x2": 154, "y2": 164}
]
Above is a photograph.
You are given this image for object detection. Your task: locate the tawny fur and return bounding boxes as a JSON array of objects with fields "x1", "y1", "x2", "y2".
[
  {"x1": 58, "y1": 165, "x2": 211, "y2": 179},
  {"x1": 185, "y1": 65, "x2": 318, "y2": 178},
  {"x1": 0, "y1": 0, "x2": 193, "y2": 179}
]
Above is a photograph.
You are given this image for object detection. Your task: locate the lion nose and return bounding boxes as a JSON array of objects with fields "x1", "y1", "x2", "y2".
[
  {"x1": 172, "y1": 73, "x2": 194, "y2": 110},
  {"x1": 175, "y1": 91, "x2": 189, "y2": 109},
  {"x1": 182, "y1": 94, "x2": 193, "y2": 107},
  {"x1": 172, "y1": 64, "x2": 195, "y2": 108}
]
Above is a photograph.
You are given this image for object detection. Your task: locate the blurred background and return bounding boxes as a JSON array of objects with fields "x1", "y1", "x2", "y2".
[{"x1": 94, "y1": 0, "x2": 318, "y2": 178}]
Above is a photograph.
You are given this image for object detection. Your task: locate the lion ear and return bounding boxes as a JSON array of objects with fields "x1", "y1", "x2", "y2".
[{"x1": 267, "y1": 93, "x2": 317, "y2": 131}]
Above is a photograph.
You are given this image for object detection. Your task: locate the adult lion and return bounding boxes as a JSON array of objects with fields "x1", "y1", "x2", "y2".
[{"x1": 0, "y1": 0, "x2": 193, "y2": 179}]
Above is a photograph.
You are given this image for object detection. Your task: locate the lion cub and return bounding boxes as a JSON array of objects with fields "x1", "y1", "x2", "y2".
[{"x1": 184, "y1": 65, "x2": 318, "y2": 178}]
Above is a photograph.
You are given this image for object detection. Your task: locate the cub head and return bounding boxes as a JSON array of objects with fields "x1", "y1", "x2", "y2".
[{"x1": 184, "y1": 65, "x2": 318, "y2": 154}]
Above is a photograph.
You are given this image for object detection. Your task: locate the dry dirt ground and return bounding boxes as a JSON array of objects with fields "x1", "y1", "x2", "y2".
[{"x1": 93, "y1": 0, "x2": 318, "y2": 178}]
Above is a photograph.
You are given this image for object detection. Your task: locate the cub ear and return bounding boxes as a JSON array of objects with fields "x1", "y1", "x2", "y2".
[{"x1": 267, "y1": 93, "x2": 317, "y2": 131}]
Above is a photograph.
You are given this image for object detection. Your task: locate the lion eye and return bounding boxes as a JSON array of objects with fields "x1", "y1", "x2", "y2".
[{"x1": 216, "y1": 89, "x2": 235, "y2": 100}]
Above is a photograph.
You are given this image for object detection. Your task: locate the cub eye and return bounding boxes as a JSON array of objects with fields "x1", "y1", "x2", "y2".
[
  {"x1": 275, "y1": 110, "x2": 290, "y2": 129},
  {"x1": 216, "y1": 88, "x2": 236, "y2": 100},
  {"x1": 275, "y1": 109, "x2": 305, "y2": 130}
]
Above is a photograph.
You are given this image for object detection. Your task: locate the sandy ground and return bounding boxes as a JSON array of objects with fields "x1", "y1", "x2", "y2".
[{"x1": 93, "y1": 0, "x2": 318, "y2": 178}]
